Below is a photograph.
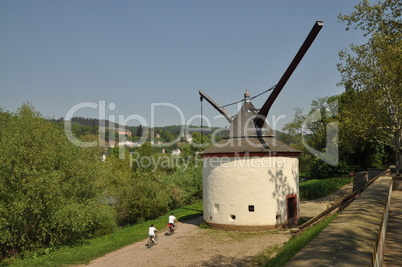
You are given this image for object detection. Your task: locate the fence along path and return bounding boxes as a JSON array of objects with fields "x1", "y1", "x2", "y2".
[{"x1": 383, "y1": 189, "x2": 402, "y2": 266}]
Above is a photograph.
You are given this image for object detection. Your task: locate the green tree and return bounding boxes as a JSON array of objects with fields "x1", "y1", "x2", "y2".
[
  {"x1": 283, "y1": 97, "x2": 343, "y2": 177},
  {"x1": 338, "y1": 0, "x2": 402, "y2": 174},
  {"x1": 131, "y1": 142, "x2": 156, "y2": 171},
  {"x1": 282, "y1": 107, "x2": 312, "y2": 174},
  {"x1": 191, "y1": 132, "x2": 214, "y2": 150},
  {"x1": 0, "y1": 104, "x2": 116, "y2": 258},
  {"x1": 104, "y1": 129, "x2": 117, "y2": 143},
  {"x1": 136, "y1": 125, "x2": 143, "y2": 137},
  {"x1": 160, "y1": 129, "x2": 175, "y2": 143}
]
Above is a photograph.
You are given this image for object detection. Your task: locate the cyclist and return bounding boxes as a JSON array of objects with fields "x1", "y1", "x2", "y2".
[
  {"x1": 168, "y1": 213, "x2": 177, "y2": 234},
  {"x1": 148, "y1": 224, "x2": 158, "y2": 243}
]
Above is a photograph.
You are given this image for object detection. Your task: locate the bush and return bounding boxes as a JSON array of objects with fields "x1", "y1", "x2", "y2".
[
  {"x1": 122, "y1": 165, "x2": 202, "y2": 223},
  {"x1": 299, "y1": 177, "x2": 352, "y2": 200},
  {"x1": 164, "y1": 165, "x2": 203, "y2": 207},
  {"x1": 0, "y1": 105, "x2": 116, "y2": 259},
  {"x1": 114, "y1": 170, "x2": 172, "y2": 225},
  {"x1": 52, "y1": 202, "x2": 117, "y2": 243},
  {"x1": 308, "y1": 159, "x2": 350, "y2": 180}
]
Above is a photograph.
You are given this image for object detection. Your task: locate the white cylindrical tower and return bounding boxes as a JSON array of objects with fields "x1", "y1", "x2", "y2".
[
  {"x1": 199, "y1": 21, "x2": 324, "y2": 230},
  {"x1": 200, "y1": 99, "x2": 301, "y2": 231}
]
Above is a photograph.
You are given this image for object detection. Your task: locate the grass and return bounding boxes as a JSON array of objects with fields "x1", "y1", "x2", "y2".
[
  {"x1": 4, "y1": 201, "x2": 203, "y2": 267},
  {"x1": 299, "y1": 177, "x2": 352, "y2": 201},
  {"x1": 254, "y1": 214, "x2": 338, "y2": 267}
]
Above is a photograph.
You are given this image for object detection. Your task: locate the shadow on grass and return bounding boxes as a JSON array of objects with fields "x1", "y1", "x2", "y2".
[
  {"x1": 199, "y1": 254, "x2": 256, "y2": 266},
  {"x1": 178, "y1": 212, "x2": 203, "y2": 225}
]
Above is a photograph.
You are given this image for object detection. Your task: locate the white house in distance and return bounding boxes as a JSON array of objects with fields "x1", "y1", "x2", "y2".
[
  {"x1": 171, "y1": 148, "x2": 181, "y2": 156},
  {"x1": 200, "y1": 92, "x2": 301, "y2": 231}
]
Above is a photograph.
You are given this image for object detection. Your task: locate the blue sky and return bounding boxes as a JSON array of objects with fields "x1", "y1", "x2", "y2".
[{"x1": 0, "y1": 1, "x2": 368, "y2": 130}]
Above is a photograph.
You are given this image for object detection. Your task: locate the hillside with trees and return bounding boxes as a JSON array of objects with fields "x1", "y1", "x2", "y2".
[
  {"x1": 0, "y1": 104, "x2": 204, "y2": 261},
  {"x1": 53, "y1": 116, "x2": 224, "y2": 151}
]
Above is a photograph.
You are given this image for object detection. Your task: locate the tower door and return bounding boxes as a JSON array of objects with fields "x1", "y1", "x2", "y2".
[{"x1": 286, "y1": 194, "x2": 298, "y2": 227}]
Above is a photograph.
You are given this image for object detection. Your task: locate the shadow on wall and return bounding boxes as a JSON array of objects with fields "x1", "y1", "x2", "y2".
[{"x1": 268, "y1": 168, "x2": 292, "y2": 225}]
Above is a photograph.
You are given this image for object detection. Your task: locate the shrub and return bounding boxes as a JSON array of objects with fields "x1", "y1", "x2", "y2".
[
  {"x1": 299, "y1": 177, "x2": 352, "y2": 200},
  {"x1": 0, "y1": 105, "x2": 116, "y2": 259},
  {"x1": 113, "y1": 170, "x2": 172, "y2": 225},
  {"x1": 308, "y1": 159, "x2": 350, "y2": 180}
]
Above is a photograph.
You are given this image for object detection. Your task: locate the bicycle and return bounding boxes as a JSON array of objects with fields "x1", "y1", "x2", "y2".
[
  {"x1": 146, "y1": 235, "x2": 159, "y2": 248},
  {"x1": 165, "y1": 223, "x2": 178, "y2": 236}
]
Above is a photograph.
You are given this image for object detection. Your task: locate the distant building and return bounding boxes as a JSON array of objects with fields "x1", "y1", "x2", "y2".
[
  {"x1": 107, "y1": 140, "x2": 116, "y2": 147},
  {"x1": 183, "y1": 133, "x2": 193, "y2": 143},
  {"x1": 118, "y1": 128, "x2": 132, "y2": 137},
  {"x1": 99, "y1": 127, "x2": 132, "y2": 137},
  {"x1": 118, "y1": 141, "x2": 135, "y2": 147},
  {"x1": 172, "y1": 148, "x2": 181, "y2": 156}
]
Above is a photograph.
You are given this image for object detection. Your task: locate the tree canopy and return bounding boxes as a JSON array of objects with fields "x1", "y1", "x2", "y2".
[
  {"x1": 337, "y1": 0, "x2": 402, "y2": 173},
  {"x1": 282, "y1": 0, "x2": 401, "y2": 177}
]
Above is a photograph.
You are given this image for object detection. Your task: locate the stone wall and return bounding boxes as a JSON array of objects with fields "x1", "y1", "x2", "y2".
[
  {"x1": 285, "y1": 176, "x2": 392, "y2": 267},
  {"x1": 368, "y1": 168, "x2": 387, "y2": 180},
  {"x1": 353, "y1": 171, "x2": 368, "y2": 191}
]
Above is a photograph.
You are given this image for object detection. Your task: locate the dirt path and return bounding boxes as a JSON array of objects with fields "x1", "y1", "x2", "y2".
[
  {"x1": 79, "y1": 217, "x2": 290, "y2": 267},
  {"x1": 80, "y1": 183, "x2": 353, "y2": 267}
]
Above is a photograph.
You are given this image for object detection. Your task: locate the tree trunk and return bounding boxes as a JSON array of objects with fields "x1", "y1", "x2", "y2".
[{"x1": 395, "y1": 130, "x2": 401, "y2": 176}]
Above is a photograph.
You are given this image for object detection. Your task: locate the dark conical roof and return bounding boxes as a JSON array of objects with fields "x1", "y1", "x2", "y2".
[
  {"x1": 201, "y1": 98, "x2": 301, "y2": 156},
  {"x1": 224, "y1": 101, "x2": 275, "y2": 139}
]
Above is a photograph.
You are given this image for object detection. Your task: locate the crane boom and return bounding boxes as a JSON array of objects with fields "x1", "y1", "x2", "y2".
[
  {"x1": 199, "y1": 90, "x2": 233, "y2": 123},
  {"x1": 254, "y1": 21, "x2": 324, "y2": 128}
]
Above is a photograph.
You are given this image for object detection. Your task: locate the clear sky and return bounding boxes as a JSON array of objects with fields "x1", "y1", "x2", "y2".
[{"x1": 0, "y1": 1, "x2": 368, "y2": 130}]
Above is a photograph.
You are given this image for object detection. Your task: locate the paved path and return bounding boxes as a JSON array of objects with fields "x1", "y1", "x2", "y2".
[{"x1": 383, "y1": 190, "x2": 402, "y2": 266}]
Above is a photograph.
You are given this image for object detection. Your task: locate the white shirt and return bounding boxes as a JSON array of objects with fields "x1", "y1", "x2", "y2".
[
  {"x1": 168, "y1": 215, "x2": 176, "y2": 224},
  {"x1": 148, "y1": 227, "x2": 157, "y2": 236}
]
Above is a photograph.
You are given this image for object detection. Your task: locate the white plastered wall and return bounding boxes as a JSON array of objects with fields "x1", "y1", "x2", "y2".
[{"x1": 203, "y1": 155, "x2": 299, "y2": 227}]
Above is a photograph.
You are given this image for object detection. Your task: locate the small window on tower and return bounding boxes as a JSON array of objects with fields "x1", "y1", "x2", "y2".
[
  {"x1": 214, "y1": 204, "x2": 219, "y2": 212},
  {"x1": 248, "y1": 205, "x2": 255, "y2": 212}
]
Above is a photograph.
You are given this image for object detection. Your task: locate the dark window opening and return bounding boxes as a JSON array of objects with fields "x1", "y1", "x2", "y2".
[
  {"x1": 248, "y1": 205, "x2": 255, "y2": 212},
  {"x1": 286, "y1": 195, "x2": 297, "y2": 220}
]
